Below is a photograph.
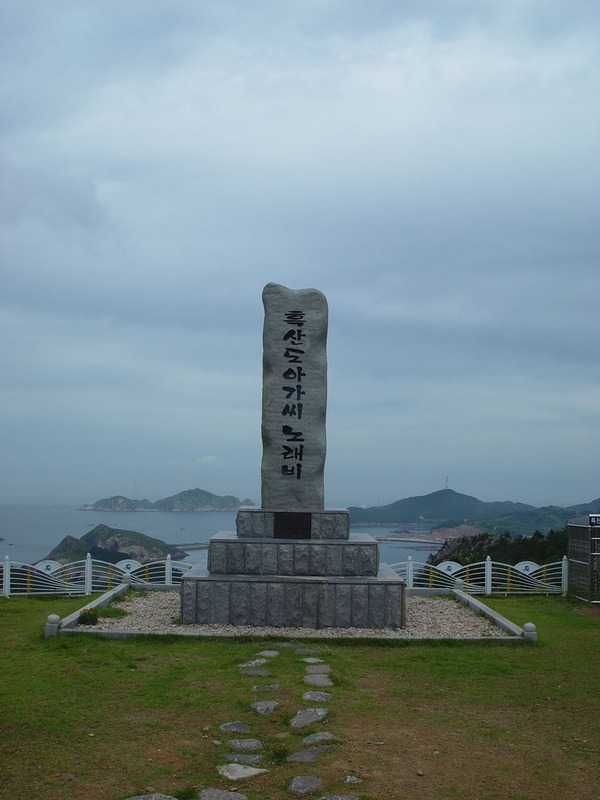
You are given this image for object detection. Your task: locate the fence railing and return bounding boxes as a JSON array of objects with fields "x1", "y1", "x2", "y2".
[
  {"x1": 389, "y1": 555, "x2": 568, "y2": 595},
  {"x1": 1, "y1": 554, "x2": 193, "y2": 597},
  {"x1": 2, "y1": 554, "x2": 568, "y2": 598}
]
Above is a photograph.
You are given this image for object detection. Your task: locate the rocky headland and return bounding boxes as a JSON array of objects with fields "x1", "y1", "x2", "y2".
[{"x1": 44, "y1": 524, "x2": 187, "y2": 565}]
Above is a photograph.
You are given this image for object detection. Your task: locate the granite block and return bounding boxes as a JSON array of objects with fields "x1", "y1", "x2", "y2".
[
  {"x1": 262, "y1": 543, "x2": 278, "y2": 574},
  {"x1": 302, "y1": 583, "x2": 319, "y2": 628},
  {"x1": 295, "y1": 544, "x2": 310, "y2": 575},
  {"x1": 318, "y1": 583, "x2": 335, "y2": 628},
  {"x1": 244, "y1": 544, "x2": 261, "y2": 575},
  {"x1": 196, "y1": 579, "x2": 213, "y2": 624},
  {"x1": 213, "y1": 582, "x2": 231, "y2": 625},
  {"x1": 326, "y1": 546, "x2": 343, "y2": 575},
  {"x1": 210, "y1": 542, "x2": 227, "y2": 574},
  {"x1": 351, "y1": 584, "x2": 368, "y2": 627},
  {"x1": 385, "y1": 584, "x2": 402, "y2": 628},
  {"x1": 181, "y1": 580, "x2": 196, "y2": 624},
  {"x1": 358, "y1": 545, "x2": 378, "y2": 576},
  {"x1": 334, "y1": 584, "x2": 352, "y2": 627},
  {"x1": 227, "y1": 543, "x2": 245, "y2": 574},
  {"x1": 278, "y1": 544, "x2": 294, "y2": 576},
  {"x1": 267, "y1": 583, "x2": 284, "y2": 627},
  {"x1": 368, "y1": 584, "x2": 385, "y2": 628},
  {"x1": 334, "y1": 512, "x2": 350, "y2": 538},
  {"x1": 230, "y1": 582, "x2": 250, "y2": 625},
  {"x1": 310, "y1": 544, "x2": 326, "y2": 575},
  {"x1": 249, "y1": 582, "x2": 268, "y2": 626},
  {"x1": 285, "y1": 583, "x2": 303, "y2": 627},
  {"x1": 343, "y1": 546, "x2": 358, "y2": 576},
  {"x1": 235, "y1": 511, "x2": 253, "y2": 537}
]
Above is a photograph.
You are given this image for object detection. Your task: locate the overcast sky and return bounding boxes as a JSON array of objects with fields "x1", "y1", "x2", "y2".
[{"x1": 1, "y1": 1, "x2": 598, "y2": 509}]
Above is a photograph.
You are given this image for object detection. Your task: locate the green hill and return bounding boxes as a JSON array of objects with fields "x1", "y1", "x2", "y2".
[
  {"x1": 348, "y1": 489, "x2": 534, "y2": 525},
  {"x1": 44, "y1": 525, "x2": 187, "y2": 564},
  {"x1": 348, "y1": 489, "x2": 600, "y2": 537}
]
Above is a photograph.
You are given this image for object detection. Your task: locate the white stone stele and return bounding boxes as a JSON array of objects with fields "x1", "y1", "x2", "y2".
[{"x1": 261, "y1": 282, "x2": 328, "y2": 510}]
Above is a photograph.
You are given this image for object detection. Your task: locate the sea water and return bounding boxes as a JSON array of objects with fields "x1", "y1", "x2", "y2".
[{"x1": 0, "y1": 505, "x2": 440, "y2": 569}]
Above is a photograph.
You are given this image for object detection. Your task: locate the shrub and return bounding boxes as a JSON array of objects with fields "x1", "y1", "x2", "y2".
[{"x1": 79, "y1": 607, "x2": 99, "y2": 625}]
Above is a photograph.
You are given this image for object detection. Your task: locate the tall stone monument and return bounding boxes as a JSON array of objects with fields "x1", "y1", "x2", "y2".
[
  {"x1": 180, "y1": 283, "x2": 404, "y2": 628},
  {"x1": 261, "y1": 282, "x2": 327, "y2": 510}
]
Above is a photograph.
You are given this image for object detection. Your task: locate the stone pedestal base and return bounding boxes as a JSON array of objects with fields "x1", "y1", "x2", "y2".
[
  {"x1": 179, "y1": 505, "x2": 405, "y2": 629},
  {"x1": 180, "y1": 564, "x2": 404, "y2": 629}
]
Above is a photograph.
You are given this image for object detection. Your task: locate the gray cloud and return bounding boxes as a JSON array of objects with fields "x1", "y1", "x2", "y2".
[{"x1": 1, "y1": 1, "x2": 598, "y2": 507}]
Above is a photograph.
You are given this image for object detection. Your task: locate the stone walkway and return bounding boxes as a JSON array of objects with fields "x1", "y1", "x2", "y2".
[
  {"x1": 92, "y1": 593, "x2": 514, "y2": 799},
  {"x1": 123, "y1": 643, "x2": 360, "y2": 800}
]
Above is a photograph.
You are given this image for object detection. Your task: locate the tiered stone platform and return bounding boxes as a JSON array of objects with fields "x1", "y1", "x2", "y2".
[{"x1": 180, "y1": 509, "x2": 404, "y2": 628}]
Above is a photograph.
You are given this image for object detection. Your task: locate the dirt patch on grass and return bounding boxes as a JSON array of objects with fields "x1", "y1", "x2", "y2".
[{"x1": 330, "y1": 669, "x2": 598, "y2": 800}]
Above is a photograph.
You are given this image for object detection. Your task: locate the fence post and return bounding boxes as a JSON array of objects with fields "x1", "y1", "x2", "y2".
[
  {"x1": 165, "y1": 554, "x2": 173, "y2": 585},
  {"x1": 485, "y1": 556, "x2": 492, "y2": 595},
  {"x1": 406, "y1": 556, "x2": 413, "y2": 589},
  {"x1": 3, "y1": 556, "x2": 10, "y2": 598},
  {"x1": 561, "y1": 555, "x2": 568, "y2": 596},
  {"x1": 85, "y1": 553, "x2": 92, "y2": 595}
]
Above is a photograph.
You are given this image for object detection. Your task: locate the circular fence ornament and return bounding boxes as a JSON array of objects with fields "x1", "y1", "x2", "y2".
[
  {"x1": 515, "y1": 561, "x2": 540, "y2": 574},
  {"x1": 116, "y1": 559, "x2": 143, "y2": 572},
  {"x1": 437, "y1": 561, "x2": 462, "y2": 575},
  {"x1": 34, "y1": 560, "x2": 62, "y2": 573}
]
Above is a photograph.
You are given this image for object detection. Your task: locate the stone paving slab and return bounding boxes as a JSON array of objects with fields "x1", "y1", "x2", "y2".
[
  {"x1": 303, "y1": 673, "x2": 333, "y2": 687},
  {"x1": 124, "y1": 795, "x2": 178, "y2": 800},
  {"x1": 238, "y1": 659, "x2": 267, "y2": 667},
  {"x1": 305, "y1": 663, "x2": 331, "y2": 674},
  {"x1": 240, "y1": 668, "x2": 271, "y2": 676},
  {"x1": 302, "y1": 657, "x2": 324, "y2": 663},
  {"x1": 200, "y1": 790, "x2": 249, "y2": 800},
  {"x1": 302, "y1": 731, "x2": 341, "y2": 745},
  {"x1": 256, "y1": 649, "x2": 280, "y2": 657},
  {"x1": 251, "y1": 700, "x2": 279, "y2": 714},
  {"x1": 288, "y1": 775, "x2": 323, "y2": 794},
  {"x1": 303, "y1": 690, "x2": 331, "y2": 702},
  {"x1": 226, "y1": 738, "x2": 263, "y2": 751},
  {"x1": 290, "y1": 707, "x2": 329, "y2": 728},
  {"x1": 286, "y1": 745, "x2": 335, "y2": 762},
  {"x1": 217, "y1": 764, "x2": 268, "y2": 780},
  {"x1": 252, "y1": 683, "x2": 279, "y2": 691},
  {"x1": 220, "y1": 721, "x2": 250, "y2": 733},
  {"x1": 223, "y1": 754, "x2": 264, "y2": 764}
]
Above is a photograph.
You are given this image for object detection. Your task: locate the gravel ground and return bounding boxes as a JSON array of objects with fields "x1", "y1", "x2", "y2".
[{"x1": 77, "y1": 591, "x2": 511, "y2": 639}]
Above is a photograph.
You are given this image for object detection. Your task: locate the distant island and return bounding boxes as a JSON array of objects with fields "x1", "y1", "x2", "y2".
[
  {"x1": 43, "y1": 488, "x2": 598, "y2": 566},
  {"x1": 78, "y1": 488, "x2": 255, "y2": 513},
  {"x1": 348, "y1": 488, "x2": 599, "y2": 539},
  {"x1": 76, "y1": 487, "x2": 600, "y2": 537},
  {"x1": 44, "y1": 524, "x2": 188, "y2": 565}
]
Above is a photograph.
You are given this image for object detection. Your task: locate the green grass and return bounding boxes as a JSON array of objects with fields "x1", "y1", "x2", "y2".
[{"x1": 1, "y1": 594, "x2": 599, "y2": 800}]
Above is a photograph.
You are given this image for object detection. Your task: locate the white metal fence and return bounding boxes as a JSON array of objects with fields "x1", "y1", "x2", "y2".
[
  {"x1": 1, "y1": 553, "x2": 567, "y2": 598},
  {"x1": 1, "y1": 554, "x2": 193, "y2": 597},
  {"x1": 390, "y1": 555, "x2": 568, "y2": 595}
]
